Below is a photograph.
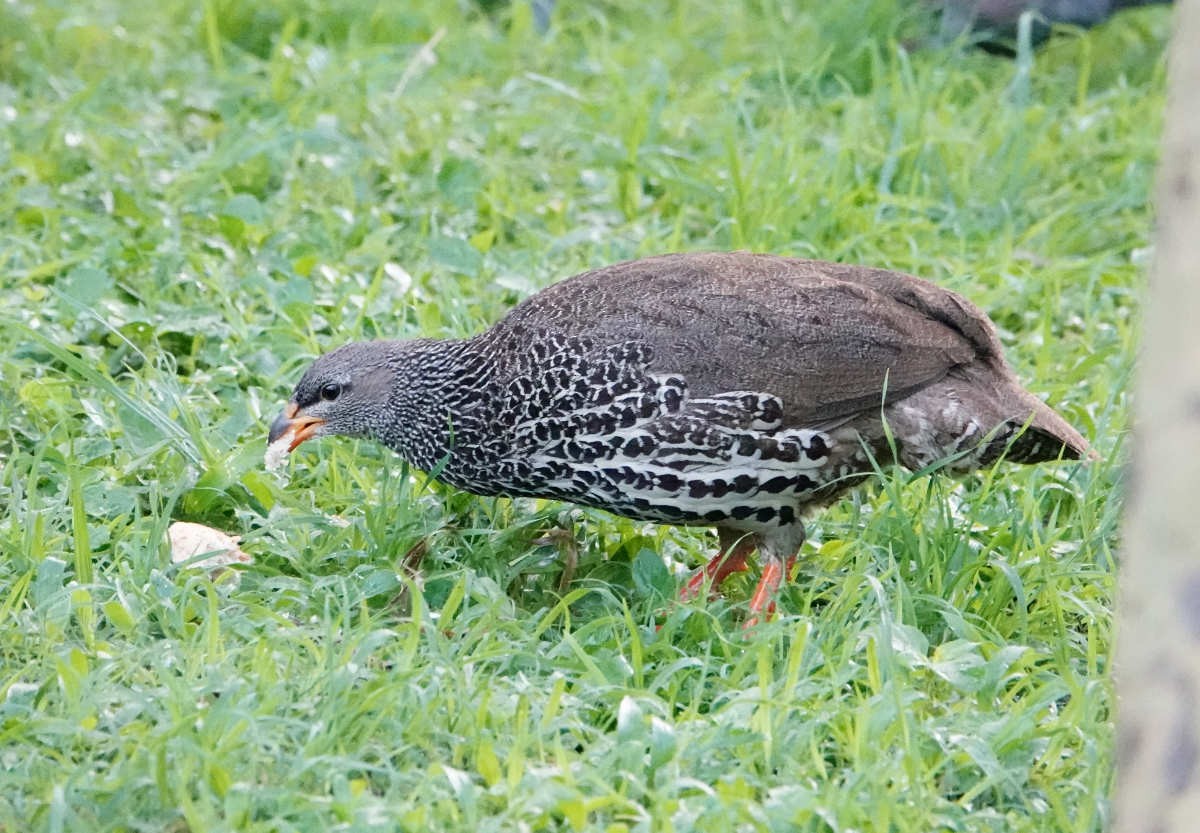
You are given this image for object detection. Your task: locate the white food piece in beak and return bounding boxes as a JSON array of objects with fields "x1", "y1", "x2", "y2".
[{"x1": 264, "y1": 433, "x2": 293, "y2": 474}]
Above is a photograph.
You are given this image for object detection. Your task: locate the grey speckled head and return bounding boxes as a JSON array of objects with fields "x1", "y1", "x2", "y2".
[
  {"x1": 269, "y1": 342, "x2": 404, "y2": 447},
  {"x1": 268, "y1": 336, "x2": 478, "y2": 467}
]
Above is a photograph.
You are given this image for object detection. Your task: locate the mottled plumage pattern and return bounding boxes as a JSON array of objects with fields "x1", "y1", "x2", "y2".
[{"x1": 270, "y1": 252, "x2": 1091, "y2": 618}]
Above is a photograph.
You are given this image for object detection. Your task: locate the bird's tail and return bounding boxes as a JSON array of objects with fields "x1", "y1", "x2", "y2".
[{"x1": 1004, "y1": 392, "x2": 1096, "y2": 463}]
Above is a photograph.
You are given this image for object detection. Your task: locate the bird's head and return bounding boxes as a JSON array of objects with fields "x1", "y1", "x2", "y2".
[{"x1": 268, "y1": 342, "x2": 399, "y2": 453}]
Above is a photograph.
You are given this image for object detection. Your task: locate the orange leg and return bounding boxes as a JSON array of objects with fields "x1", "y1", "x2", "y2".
[
  {"x1": 744, "y1": 555, "x2": 798, "y2": 627},
  {"x1": 679, "y1": 537, "x2": 755, "y2": 601}
]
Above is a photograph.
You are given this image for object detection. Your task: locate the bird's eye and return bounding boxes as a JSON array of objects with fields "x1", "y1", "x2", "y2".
[{"x1": 320, "y1": 383, "x2": 342, "y2": 402}]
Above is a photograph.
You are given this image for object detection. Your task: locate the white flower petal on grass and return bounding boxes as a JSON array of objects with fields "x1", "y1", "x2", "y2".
[{"x1": 383, "y1": 261, "x2": 413, "y2": 294}]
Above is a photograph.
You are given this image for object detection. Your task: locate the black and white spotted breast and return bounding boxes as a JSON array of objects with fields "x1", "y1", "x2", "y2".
[{"x1": 452, "y1": 337, "x2": 836, "y2": 528}]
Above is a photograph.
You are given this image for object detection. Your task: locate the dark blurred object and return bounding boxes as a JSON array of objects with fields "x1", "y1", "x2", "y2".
[
  {"x1": 474, "y1": 0, "x2": 555, "y2": 31},
  {"x1": 937, "y1": 0, "x2": 1172, "y2": 49}
]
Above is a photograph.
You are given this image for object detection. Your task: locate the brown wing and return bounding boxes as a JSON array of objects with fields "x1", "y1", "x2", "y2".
[{"x1": 498, "y1": 252, "x2": 993, "y2": 427}]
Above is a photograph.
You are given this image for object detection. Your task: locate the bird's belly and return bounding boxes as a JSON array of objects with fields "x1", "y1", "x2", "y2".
[{"x1": 553, "y1": 458, "x2": 824, "y2": 524}]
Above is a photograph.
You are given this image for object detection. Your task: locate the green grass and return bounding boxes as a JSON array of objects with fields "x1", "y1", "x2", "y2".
[{"x1": 0, "y1": 0, "x2": 1162, "y2": 830}]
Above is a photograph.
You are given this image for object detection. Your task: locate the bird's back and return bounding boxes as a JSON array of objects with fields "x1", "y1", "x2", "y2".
[{"x1": 484, "y1": 252, "x2": 1088, "y2": 466}]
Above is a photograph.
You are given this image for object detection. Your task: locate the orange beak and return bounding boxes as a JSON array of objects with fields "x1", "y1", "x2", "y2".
[{"x1": 268, "y1": 402, "x2": 326, "y2": 451}]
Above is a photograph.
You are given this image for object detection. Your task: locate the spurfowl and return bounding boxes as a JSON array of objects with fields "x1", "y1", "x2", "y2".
[{"x1": 268, "y1": 252, "x2": 1091, "y2": 620}]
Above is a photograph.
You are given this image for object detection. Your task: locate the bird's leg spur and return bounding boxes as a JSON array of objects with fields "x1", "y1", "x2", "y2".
[{"x1": 679, "y1": 531, "x2": 756, "y2": 602}]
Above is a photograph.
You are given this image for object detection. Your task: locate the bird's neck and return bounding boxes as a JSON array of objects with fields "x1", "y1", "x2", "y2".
[{"x1": 379, "y1": 337, "x2": 500, "y2": 478}]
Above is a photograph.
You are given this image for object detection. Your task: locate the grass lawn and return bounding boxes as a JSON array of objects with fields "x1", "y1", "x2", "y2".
[{"x1": 0, "y1": 1, "x2": 1166, "y2": 830}]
